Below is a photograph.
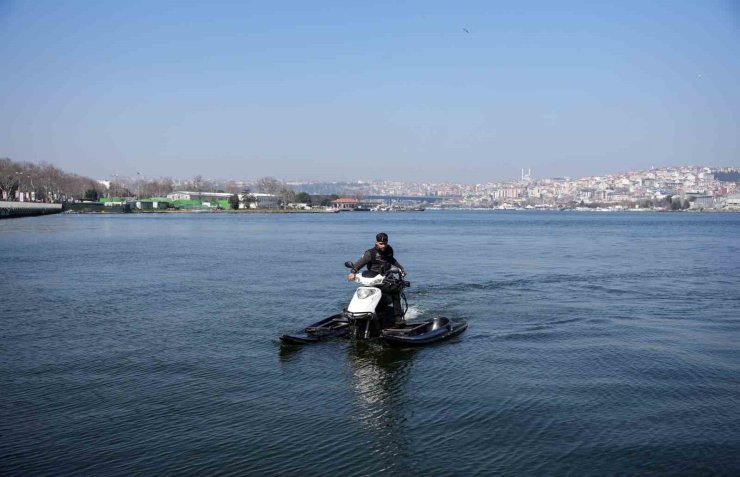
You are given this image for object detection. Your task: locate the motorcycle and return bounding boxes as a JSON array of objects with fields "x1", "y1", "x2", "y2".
[
  {"x1": 280, "y1": 262, "x2": 467, "y2": 346},
  {"x1": 342, "y1": 261, "x2": 410, "y2": 339}
]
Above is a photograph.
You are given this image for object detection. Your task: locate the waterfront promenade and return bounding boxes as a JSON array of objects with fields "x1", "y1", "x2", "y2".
[{"x1": 0, "y1": 201, "x2": 62, "y2": 219}]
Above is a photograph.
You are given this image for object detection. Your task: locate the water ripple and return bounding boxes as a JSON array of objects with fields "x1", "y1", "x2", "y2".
[{"x1": 3, "y1": 212, "x2": 739, "y2": 475}]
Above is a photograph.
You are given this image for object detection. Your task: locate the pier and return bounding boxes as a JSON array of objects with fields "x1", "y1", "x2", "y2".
[{"x1": 0, "y1": 201, "x2": 63, "y2": 219}]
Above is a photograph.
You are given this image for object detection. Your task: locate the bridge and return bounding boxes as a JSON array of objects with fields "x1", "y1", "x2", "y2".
[{"x1": 364, "y1": 195, "x2": 460, "y2": 203}]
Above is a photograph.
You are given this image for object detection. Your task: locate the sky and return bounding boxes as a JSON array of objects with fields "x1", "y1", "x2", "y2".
[{"x1": 1, "y1": 0, "x2": 739, "y2": 183}]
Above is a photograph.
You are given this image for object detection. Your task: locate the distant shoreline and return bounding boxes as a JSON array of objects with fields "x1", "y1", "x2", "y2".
[
  {"x1": 61, "y1": 208, "x2": 337, "y2": 215},
  {"x1": 55, "y1": 207, "x2": 740, "y2": 215}
]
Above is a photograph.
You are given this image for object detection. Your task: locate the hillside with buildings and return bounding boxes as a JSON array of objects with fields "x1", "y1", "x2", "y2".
[
  {"x1": 289, "y1": 166, "x2": 740, "y2": 211},
  {"x1": 3, "y1": 157, "x2": 739, "y2": 211}
]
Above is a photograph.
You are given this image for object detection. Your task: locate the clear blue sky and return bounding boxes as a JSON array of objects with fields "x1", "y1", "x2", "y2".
[{"x1": 1, "y1": 0, "x2": 738, "y2": 182}]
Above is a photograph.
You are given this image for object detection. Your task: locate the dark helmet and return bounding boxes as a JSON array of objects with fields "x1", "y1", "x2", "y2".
[{"x1": 376, "y1": 232, "x2": 388, "y2": 243}]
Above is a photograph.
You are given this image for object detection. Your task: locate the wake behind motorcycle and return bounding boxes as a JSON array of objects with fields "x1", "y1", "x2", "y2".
[{"x1": 280, "y1": 262, "x2": 467, "y2": 347}]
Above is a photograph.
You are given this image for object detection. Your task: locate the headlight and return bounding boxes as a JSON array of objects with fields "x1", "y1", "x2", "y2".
[{"x1": 357, "y1": 288, "x2": 377, "y2": 299}]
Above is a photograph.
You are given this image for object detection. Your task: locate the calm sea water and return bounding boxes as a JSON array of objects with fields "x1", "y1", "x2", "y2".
[{"x1": 1, "y1": 211, "x2": 739, "y2": 476}]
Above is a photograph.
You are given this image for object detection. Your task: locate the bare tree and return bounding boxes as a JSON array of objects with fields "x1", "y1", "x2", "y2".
[
  {"x1": 279, "y1": 188, "x2": 296, "y2": 206},
  {"x1": 224, "y1": 180, "x2": 244, "y2": 194},
  {"x1": 192, "y1": 175, "x2": 205, "y2": 192},
  {"x1": 0, "y1": 158, "x2": 106, "y2": 202},
  {"x1": 255, "y1": 177, "x2": 284, "y2": 195},
  {"x1": 0, "y1": 159, "x2": 20, "y2": 201},
  {"x1": 138, "y1": 178, "x2": 174, "y2": 198}
]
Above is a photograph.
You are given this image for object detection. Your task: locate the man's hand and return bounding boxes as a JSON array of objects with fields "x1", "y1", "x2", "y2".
[
  {"x1": 348, "y1": 272, "x2": 356, "y2": 281},
  {"x1": 400, "y1": 269, "x2": 406, "y2": 277}
]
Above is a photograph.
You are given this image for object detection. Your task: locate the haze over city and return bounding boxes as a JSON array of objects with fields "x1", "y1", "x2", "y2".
[{"x1": 1, "y1": 0, "x2": 738, "y2": 183}]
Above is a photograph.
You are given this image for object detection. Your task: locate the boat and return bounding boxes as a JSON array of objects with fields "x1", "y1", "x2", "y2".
[
  {"x1": 280, "y1": 314, "x2": 349, "y2": 344},
  {"x1": 380, "y1": 316, "x2": 467, "y2": 347}
]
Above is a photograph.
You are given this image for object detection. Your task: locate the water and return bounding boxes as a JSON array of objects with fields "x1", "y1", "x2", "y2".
[{"x1": 1, "y1": 211, "x2": 739, "y2": 475}]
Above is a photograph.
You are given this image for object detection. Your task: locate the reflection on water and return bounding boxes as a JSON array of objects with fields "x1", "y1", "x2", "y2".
[
  {"x1": 276, "y1": 339, "x2": 418, "y2": 471},
  {"x1": 345, "y1": 342, "x2": 417, "y2": 464}
]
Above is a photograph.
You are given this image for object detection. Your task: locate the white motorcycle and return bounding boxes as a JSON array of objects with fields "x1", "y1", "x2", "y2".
[
  {"x1": 280, "y1": 263, "x2": 409, "y2": 344},
  {"x1": 343, "y1": 261, "x2": 410, "y2": 340},
  {"x1": 281, "y1": 262, "x2": 467, "y2": 347}
]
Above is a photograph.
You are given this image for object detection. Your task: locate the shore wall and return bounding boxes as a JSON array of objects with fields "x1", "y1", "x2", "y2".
[
  {"x1": 0, "y1": 201, "x2": 63, "y2": 219},
  {"x1": 62, "y1": 202, "x2": 130, "y2": 213}
]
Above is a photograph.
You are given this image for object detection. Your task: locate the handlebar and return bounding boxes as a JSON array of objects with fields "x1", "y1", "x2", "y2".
[
  {"x1": 346, "y1": 261, "x2": 409, "y2": 287},
  {"x1": 382, "y1": 271, "x2": 410, "y2": 288}
]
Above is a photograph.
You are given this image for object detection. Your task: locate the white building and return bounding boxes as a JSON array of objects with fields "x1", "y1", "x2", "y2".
[
  {"x1": 238, "y1": 192, "x2": 279, "y2": 209},
  {"x1": 690, "y1": 196, "x2": 715, "y2": 210},
  {"x1": 167, "y1": 191, "x2": 235, "y2": 201},
  {"x1": 723, "y1": 193, "x2": 740, "y2": 208}
]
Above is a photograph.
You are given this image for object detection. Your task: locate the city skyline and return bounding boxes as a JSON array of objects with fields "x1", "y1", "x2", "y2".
[
  {"x1": 3, "y1": 155, "x2": 738, "y2": 189},
  {"x1": 1, "y1": 1, "x2": 739, "y2": 182},
  {"x1": 99, "y1": 163, "x2": 740, "y2": 187},
  {"x1": 3, "y1": 155, "x2": 738, "y2": 210}
]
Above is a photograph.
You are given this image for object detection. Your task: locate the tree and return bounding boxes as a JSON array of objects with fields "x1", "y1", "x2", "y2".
[
  {"x1": 295, "y1": 192, "x2": 311, "y2": 204},
  {"x1": 279, "y1": 188, "x2": 296, "y2": 207},
  {"x1": 0, "y1": 175, "x2": 19, "y2": 201},
  {"x1": 84, "y1": 188, "x2": 99, "y2": 202},
  {"x1": 0, "y1": 159, "x2": 20, "y2": 201},
  {"x1": 660, "y1": 195, "x2": 673, "y2": 210},
  {"x1": 138, "y1": 178, "x2": 174, "y2": 198},
  {"x1": 228, "y1": 194, "x2": 239, "y2": 210},
  {"x1": 240, "y1": 189, "x2": 256, "y2": 209},
  {"x1": 0, "y1": 158, "x2": 105, "y2": 202},
  {"x1": 255, "y1": 176, "x2": 284, "y2": 195},
  {"x1": 224, "y1": 181, "x2": 243, "y2": 194},
  {"x1": 315, "y1": 194, "x2": 339, "y2": 207},
  {"x1": 192, "y1": 175, "x2": 205, "y2": 192}
]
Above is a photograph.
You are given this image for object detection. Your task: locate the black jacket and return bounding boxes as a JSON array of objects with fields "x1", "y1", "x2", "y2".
[{"x1": 351, "y1": 245, "x2": 403, "y2": 275}]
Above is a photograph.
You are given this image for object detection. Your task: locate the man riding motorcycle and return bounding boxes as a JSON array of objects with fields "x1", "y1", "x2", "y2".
[{"x1": 347, "y1": 232, "x2": 407, "y2": 326}]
